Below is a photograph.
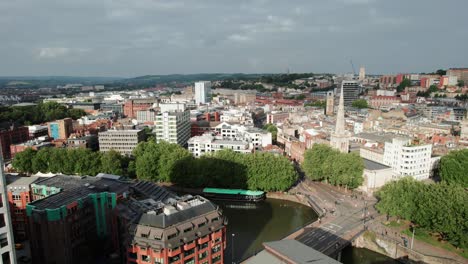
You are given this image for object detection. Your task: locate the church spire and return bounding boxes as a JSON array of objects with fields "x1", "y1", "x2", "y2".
[{"x1": 335, "y1": 85, "x2": 345, "y2": 135}]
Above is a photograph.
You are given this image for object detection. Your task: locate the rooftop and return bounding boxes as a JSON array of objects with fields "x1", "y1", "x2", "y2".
[
  {"x1": 363, "y1": 159, "x2": 390, "y2": 171},
  {"x1": 6, "y1": 175, "x2": 40, "y2": 187},
  {"x1": 30, "y1": 175, "x2": 131, "y2": 210},
  {"x1": 245, "y1": 240, "x2": 341, "y2": 264}
]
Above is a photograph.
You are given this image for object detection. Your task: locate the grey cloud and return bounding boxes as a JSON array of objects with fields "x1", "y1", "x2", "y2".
[{"x1": 0, "y1": 0, "x2": 467, "y2": 76}]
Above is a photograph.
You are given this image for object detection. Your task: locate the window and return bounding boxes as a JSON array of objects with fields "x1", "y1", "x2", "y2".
[
  {"x1": 141, "y1": 255, "x2": 151, "y2": 262},
  {"x1": 198, "y1": 251, "x2": 208, "y2": 260},
  {"x1": 212, "y1": 244, "x2": 221, "y2": 253},
  {"x1": 212, "y1": 255, "x2": 222, "y2": 263}
]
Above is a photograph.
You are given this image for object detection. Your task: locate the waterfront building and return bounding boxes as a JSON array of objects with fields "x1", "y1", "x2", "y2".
[
  {"x1": 121, "y1": 189, "x2": 227, "y2": 264},
  {"x1": 48, "y1": 118, "x2": 73, "y2": 140},
  {"x1": 26, "y1": 175, "x2": 131, "y2": 264},
  {"x1": 188, "y1": 133, "x2": 251, "y2": 157},
  {"x1": 98, "y1": 129, "x2": 146, "y2": 155},
  {"x1": 194, "y1": 81, "x2": 211, "y2": 105}
]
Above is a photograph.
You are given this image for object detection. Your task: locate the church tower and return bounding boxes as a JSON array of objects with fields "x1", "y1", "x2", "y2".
[
  {"x1": 326, "y1": 91, "x2": 334, "y2": 116},
  {"x1": 330, "y1": 85, "x2": 350, "y2": 153}
]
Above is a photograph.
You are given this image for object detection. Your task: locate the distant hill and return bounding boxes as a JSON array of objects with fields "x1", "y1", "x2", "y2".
[
  {"x1": 114, "y1": 73, "x2": 270, "y2": 86},
  {"x1": 0, "y1": 76, "x2": 124, "y2": 88}
]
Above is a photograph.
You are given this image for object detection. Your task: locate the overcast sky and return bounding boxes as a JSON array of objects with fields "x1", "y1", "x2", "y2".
[{"x1": 1, "y1": 0, "x2": 467, "y2": 77}]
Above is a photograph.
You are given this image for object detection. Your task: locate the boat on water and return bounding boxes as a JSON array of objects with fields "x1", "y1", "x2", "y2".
[{"x1": 202, "y1": 188, "x2": 266, "y2": 202}]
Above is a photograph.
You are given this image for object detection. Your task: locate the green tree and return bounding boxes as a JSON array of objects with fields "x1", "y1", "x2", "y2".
[
  {"x1": 12, "y1": 148, "x2": 36, "y2": 174},
  {"x1": 428, "y1": 84, "x2": 438, "y2": 93},
  {"x1": 100, "y1": 150, "x2": 125, "y2": 175},
  {"x1": 304, "y1": 100, "x2": 326, "y2": 109},
  {"x1": 303, "y1": 144, "x2": 336, "y2": 181},
  {"x1": 436, "y1": 69, "x2": 447, "y2": 76},
  {"x1": 32, "y1": 147, "x2": 53, "y2": 173},
  {"x1": 397, "y1": 78, "x2": 411, "y2": 92},
  {"x1": 351, "y1": 99, "x2": 369, "y2": 109},
  {"x1": 439, "y1": 149, "x2": 468, "y2": 187},
  {"x1": 302, "y1": 144, "x2": 364, "y2": 189},
  {"x1": 457, "y1": 80, "x2": 465, "y2": 87},
  {"x1": 263, "y1": 124, "x2": 278, "y2": 142}
]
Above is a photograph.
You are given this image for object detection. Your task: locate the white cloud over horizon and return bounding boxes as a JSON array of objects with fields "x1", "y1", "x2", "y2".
[{"x1": 0, "y1": 0, "x2": 467, "y2": 76}]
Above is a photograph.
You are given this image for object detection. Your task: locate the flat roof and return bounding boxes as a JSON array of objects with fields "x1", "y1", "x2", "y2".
[
  {"x1": 363, "y1": 159, "x2": 390, "y2": 171},
  {"x1": 246, "y1": 240, "x2": 341, "y2": 264},
  {"x1": 6, "y1": 175, "x2": 40, "y2": 186}
]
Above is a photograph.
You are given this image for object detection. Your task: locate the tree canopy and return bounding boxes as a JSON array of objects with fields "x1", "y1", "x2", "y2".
[
  {"x1": 397, "y1": 78, "x2": 412, "y2": 93},
  {"x1": 302, "y1": 144, "x2": 364, "y2": 189},
  {"x1": 132, "y1": 141, "x2": 298, "y2": 191},
  {"x1": 351, "y1": 99, "x2": 369, "y2": 109},
  {"x1": 439, "y1": 149, "x2": 468, "y2": 187},
  {"x1": 12, "y1": 147, "x2": 130, "y2": 177},
  {"x1": 376, "y1": 178, "x2": 468, "y2": 248},
  {"x1": 0, "y1": 102, "x2": 86, "y2": 126},
  {"x1": 263, "y1": 124, "x2": 278, "y2": 142}
]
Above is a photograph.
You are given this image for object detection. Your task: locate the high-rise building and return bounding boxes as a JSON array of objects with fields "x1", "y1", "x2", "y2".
[
  {"x1": 154, "y1": 109, "x2": 191, "y2": 146},
  {"x1": 338, "y1": 80, "x2": 359, "y2": 106},
  {"x1": 447, "y1": 68, "x2": 468, "y2": 83},
  {"x1": 194, "y1": 81, "x2": 211, "y2": 105},
  {"x1": 326, "y1": 91, "x2": 334, "y2": 116},
  {"x1": 330, "y1": 86, "x2": 350, "y2": 153},
  {"x1": 0, "y1": 154, "x2": 17, "y2": 264},
  {"x1": 48, "y1": 118, "x2": 73, "y2": 140},
  {"x1": 359, "y1": 66, "x2": 366, "y2": 81},
  {"x1": 98, "y1": 129, "x2": 146, "y2": 155}
]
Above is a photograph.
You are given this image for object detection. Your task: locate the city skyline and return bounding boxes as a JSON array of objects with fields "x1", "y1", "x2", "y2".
[{"x1": 1, "y1": 0, "x2": 467, "y2": 77}]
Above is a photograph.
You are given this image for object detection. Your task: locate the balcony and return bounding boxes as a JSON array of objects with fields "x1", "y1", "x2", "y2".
[
  {"x1": 197, "y1": 235, "x2": 210, "y2": 244},
  {"x1": 183, "y1": 241, "x2": 196, "y2": 251},
  {"x1": 167, "y1": 247, "x2": 182, "y2": 257}
]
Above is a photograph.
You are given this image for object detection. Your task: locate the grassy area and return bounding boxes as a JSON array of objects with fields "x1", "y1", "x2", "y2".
[
  {"x1": 363, "y1": 230, "x2": 376, "y2": 242},
  {"x1": 402, "y1": 229, "x2": 468, "y2": 259}
]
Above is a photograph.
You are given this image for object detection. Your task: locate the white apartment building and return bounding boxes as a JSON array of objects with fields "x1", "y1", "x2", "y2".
[
  {"x1": 213, "y1": 122, "x2": 272, "y2": 149},
  {"x1": 219, "y1": 109, "x2": 253, "y2": 125},
  {"x1": 383, "y1": 138, "x2": 433, "y2": 180},
  {"x1": 0, "y1": 156, "x2": 17, "y2": 263},
  {"x1": 188, "y1": 133, "x2": 251, "y2": 157},
  {"x1": 136, "y1": 109, "x2": 157, "y2": 123},
  {"x1": 194, "y1": 81, "x2": 211, "y2": 104},
  {"x1": 98, "y1": 129, "x2": 146, "y2": 155},
  {"x1": 154, "y1": 110, "x2": 191, "y2": 146}
]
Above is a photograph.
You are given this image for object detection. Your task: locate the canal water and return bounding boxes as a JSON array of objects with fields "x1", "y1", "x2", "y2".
[{"x1": 217, "y1": 198, "x2": 398, "y2": 263}]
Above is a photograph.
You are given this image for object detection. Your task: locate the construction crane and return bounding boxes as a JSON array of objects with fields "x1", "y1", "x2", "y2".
[{"x1": 349, "y1": 60, "x2": 357, "y2": 76}]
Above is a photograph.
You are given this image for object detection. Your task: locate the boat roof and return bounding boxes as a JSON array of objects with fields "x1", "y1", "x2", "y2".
[{"x1": 203, "y1": 188, "x2": 264, "y2": 196}]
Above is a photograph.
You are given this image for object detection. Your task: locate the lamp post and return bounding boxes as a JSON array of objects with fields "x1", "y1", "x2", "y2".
[
  {"x1": 232, "y1": 233, "x2": 235, "y2": 264},
  {"x1": 411, "y1": 226, "x2": 415, "y2": 250}
]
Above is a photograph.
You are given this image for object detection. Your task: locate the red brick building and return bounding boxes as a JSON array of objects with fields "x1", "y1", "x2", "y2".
[
  {"x1": 369, "y1": 96, "x2": 401, "y2": 109},
  {"x1": 124, "y1": 99, "x2": 158, "y2": 118},
  {"x1": 6, "y1": 175, "x2": 39, "y2": 241},
  {"x1": 0, "y1": 126, "x2": 29, "y2": 160}
]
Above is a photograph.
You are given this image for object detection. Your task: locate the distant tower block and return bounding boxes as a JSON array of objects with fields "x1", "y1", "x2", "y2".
[
  {"x1": 359, "y1": 66, "x2": 366, "y2": 81},
  {"x1": 326, "y1": 91, "x2": 334, "y2": 116}
]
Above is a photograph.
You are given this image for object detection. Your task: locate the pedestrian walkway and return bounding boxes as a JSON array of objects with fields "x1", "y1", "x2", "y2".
[{"x1": 368, "y1": 219, "x2": 467, "y2": 264}]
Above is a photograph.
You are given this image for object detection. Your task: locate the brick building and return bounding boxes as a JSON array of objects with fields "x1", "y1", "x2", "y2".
[
  {"x1": 124, "y1": 99, "x2": 158, "y2": 118},
  {"x1": 6, "y1": 175, "x2": 39, "y2": 241},
  {"x1": 48, "y1": 118, "x2": 73, "y2": 140},
  {"x1": 369, "y1": 96, "x2": 401, "y2": 109},
  {"x1": 0, "y1": 126, "x2": 29, "y2": 160}
]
